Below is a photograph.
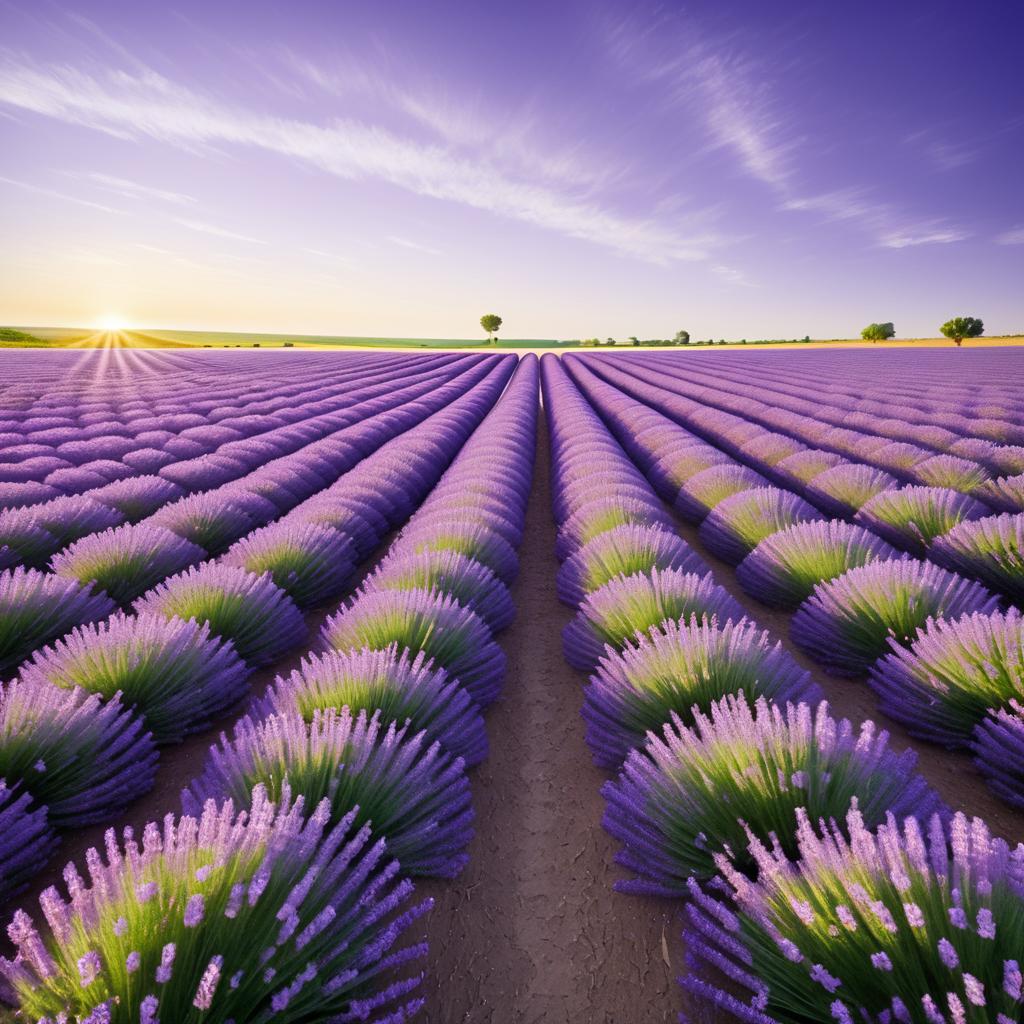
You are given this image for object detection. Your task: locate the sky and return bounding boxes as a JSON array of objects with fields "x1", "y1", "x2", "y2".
[{"x1": 0, "y1": 0, "x2": 1022, "y2": 340}]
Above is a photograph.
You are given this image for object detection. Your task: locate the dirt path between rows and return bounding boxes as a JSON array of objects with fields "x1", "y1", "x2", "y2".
[{"x1": 413, "y1": 409, "x2": 686, "y2": 1024}]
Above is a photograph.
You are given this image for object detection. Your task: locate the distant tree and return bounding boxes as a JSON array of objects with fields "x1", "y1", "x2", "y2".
[
  {"x1": 480, "y1": 313, "x2": 502, "y2": 344},
  {"x1": 861, "y1": 322, "x2": 895, "y2": 342},
  {"x1": 940, "y1": 316, "x2": 984, "y2": 347},
  {"x1": 605, "y1": 337, "x2": 617, "y2": 346},
  {"x1": 580, "y1": 337, "x2": 601, "y2": 348},
  {"x1": 628, "y1": 336, "x2": 640, "y2": 347},
  {"x1": 674, "y1": 330, "x2": 691, "y2": 345}
]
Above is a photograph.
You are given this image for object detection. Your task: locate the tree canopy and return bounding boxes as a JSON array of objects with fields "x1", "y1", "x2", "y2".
[
  {"x1": 861, "y1": 322, "x2": 895, "y2": 341},
  {"x1": 674, "y1": 329, "x2": 690, "y2": 345},
  {"x1": 480, "y1": 314, "x2": 502, "y2": 342},
  {"x1": 940, "y1": 316, "x2": 984, "y2": 347}
]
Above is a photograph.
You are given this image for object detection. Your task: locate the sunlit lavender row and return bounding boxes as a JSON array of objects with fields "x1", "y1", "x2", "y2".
[
  {"x1": 0, "y1": 351, "x2": 543, "y2": 1021},
  {"x1": 553, "y1": 350, "x2": 1023, "y2": 1022}
]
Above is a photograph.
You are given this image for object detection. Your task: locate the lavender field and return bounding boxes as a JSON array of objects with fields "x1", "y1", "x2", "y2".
[{"x1": 0, "y1": 346, "x2": 1022, "y2": 1023}]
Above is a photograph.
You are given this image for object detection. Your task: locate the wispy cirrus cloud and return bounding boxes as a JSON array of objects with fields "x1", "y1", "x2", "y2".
[
  {"x1": 878, "y1": 226, "x2": 969, "y2": 249},
  {"x1": 604, "y1": 12, "x2": 967, "y2": 252},
  {"x1": 0, "y1": 173, "x2": 123, "y2": 214},
  {"x1": 782, "y1": 189, "x2": 969, "y2": 249},
  {"x1": 387, "y1": 235, "x2": 442, "y2": 256},
  {"x1": 996, "y1": 225, "x2": 1024, "y2": 245},
  {"x1": 173, "y1": 217, "x2": 267, "y2": 245},
  {"x1": 72, "y1": 171, "x2": 197, "y2": 206},
  {"x1": 0, "y1": 56, "x2": 718, "y2": 265}
]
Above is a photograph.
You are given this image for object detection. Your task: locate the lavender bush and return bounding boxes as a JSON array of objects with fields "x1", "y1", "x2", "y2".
[
  {"x1": 2, "y1": 788, "x2": 430, "y2": 1022},
  {"x1": 790, "y1": 559, "x2": 1000, "y2": 676},
  {"x1": 682, "y1": 806, "x2": 1024, "y2": 1023},
  {"x1": 582, "y1": 617, "x2": 821, "y2": 769},
  {"x1": 603, "y1": 694, "x2": 942, "y2": 892},
  {"x1": 184, "y1": 708, "x2": 473, "y2": 877}
]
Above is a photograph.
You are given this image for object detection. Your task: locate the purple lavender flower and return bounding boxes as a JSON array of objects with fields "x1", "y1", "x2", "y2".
[
  {"x1": 51, "y1": 523, "x2": 205, "y2": 607},
  {"x1": 390, "y1": 516, "x2": 520, "y2": 584},
  {"x1": 29, "y1": 494, "x2": 125, "y2": 548},
  {"x1": 929, "y1": 512, "x2": 1024, "y2": 603},
  {"x1": 973, "y1": 700, "x2": 1024, "y2": 809},
  {"x1": 583, "y1": 617, "x2": 821, "y2": 768},
  {"x1": 855, "y1": 485, "x2": 988, "y2": 556},
  {"x1": 0, "y1": 566, "x2": 118, "y2": 675},
  {"x1": 134, "y1": 562, "x2": 307, "y2": 666},
  {"x1": 869, "y1": 609, "x2": 1024, "y2": 747},
  {"x1": 699, "y1": 487, "x2": 822, "y2": 566},
  {"x1": 675, "y1": 465, "x2": 769, "y2": 523},
  {"x1": 562, "y1": 567, "x2": 746, "y2": 671},
  {"x1": 0, "y1": 481, "x2": 62, "y2": 508},
  {"x1": 790, "y1": 558, "x2": 1000, "y2": 677},
  {"x1": 975, "y1": 472, "x2": 1024, "y2": 514},
  {"x1": 262, "y1": 643, "x2": 488, "y2": 766},
  {"x1": 556, "y1": 524, "x2": 705, "y2": 606},
  {"x1": 290, "y1": 494, "x2": 387, "y2": 559},
  {"x1": 1, "y1": 788, "x2": 429, "y2": 1021},
  {"x1": 363, "y1": 548, "x2": 515, "y2": 633},
  {"x1": 88, "y1": 475, "x2": 186, "y2": 523},
  {"x1": 184, "y1": 708, "x2": 473, "y2": 877},
  {"x1": 555, "y1": 496, "x2": 674, "y2": 562},
  {"x1": 770, "y1": 450, "x2": 849, "y2": 492},
  {"x1": 221, "y1": 521, "x2": 356, "y2": 608},
  {"x1": 912, "y1": 454, "x2": 991, "y2": 493},
  {"x1": 20, "y1": 612, "x2": 250, "y2": 744},
  {"x1": 602, "y1": 695, "x2": 944, "y2": 891},
  {"x1": 321, "y1": 587, "x2": 506, "y2": 707},
  {"x1": 0, "y1": 780, "x2": 58, "y2": 903},
  {"x1": 0, "y1": 676, "x2": 157, "y2": 826},
  {"x1": 805, "y1": 463, "x2": 900, "y2": 520},
  {"x1": 736, "y1": 519, "x2": 899, "y2": 610},
  {"x1": 681, "y1": 807, "x2": 1024, "y2": 1021},
  {"x1": 0, "y1": 511, "x2": 59, "y2": 571},
  {"x1": 149, "y1": 491, "x2": 268, "y2": 556}
]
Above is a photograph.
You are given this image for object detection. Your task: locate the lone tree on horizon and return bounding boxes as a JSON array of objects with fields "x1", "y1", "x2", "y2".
[
  {"x1": 940, "y1": 316, "x2": 984, "y2": 347},
  {"x1": 674, "y1": 329, "x2": 690, "y2": 345},
  {"x1": 861, "y1": 322, "x2": 895, "y2": 342},
  {"x1": 480, "y1": 313, "x2": 502, "y2": 344}
]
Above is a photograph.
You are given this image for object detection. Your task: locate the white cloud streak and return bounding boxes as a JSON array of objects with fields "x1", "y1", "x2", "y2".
[
  {"x1": 387, "y1": 235, "x2": 441, "y2": 256},
  {"x1": 173, "y1": 217, "x2": 268, "y2": 245},
  {"x1": 77, "y1": 172, "x2": 197, "y2": 206},
  {"x1": 0, "y1": 58, "x2": 717, "y2": 265},
  {"x1": 0, "y1": 173, "x2": 124, "y2": 213}
]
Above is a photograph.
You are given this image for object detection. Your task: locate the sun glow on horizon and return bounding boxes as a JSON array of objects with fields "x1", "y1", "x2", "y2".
[{"x1": 96, "y1": 314, "x2": 128, "y2": 331}]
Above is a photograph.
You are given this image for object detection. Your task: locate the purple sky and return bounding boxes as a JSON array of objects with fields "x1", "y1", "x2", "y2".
[{"x1": 1, "y1": 0, "x2": 1022, "y2": 339}]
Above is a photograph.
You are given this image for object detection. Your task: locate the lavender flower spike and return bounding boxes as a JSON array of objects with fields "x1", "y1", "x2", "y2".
[
  {"x1": 20, "y1": 613, "x2": 250, "y2": 745},
  {"x1": 603, "y1": 694, "x2": 944, "y2": 892},
  {"x1": 1, "y1": 787, "x2": 429, "y2": 1022},
  {"x1": 681, "y1": 807, "x2": 1024, "y2": 1022},
  {"x1": 0, "y1": 676, "x2": 157, "y2": 827},
  {"x1": 184, "y1": 708, "x2": 474, "y2": 877},
  {"x1": 790, "y1": 558, "x2": 1000, "y2": 677},
  {"x1": 583, "y1": 617, "x2": 821, "y2": 769}
]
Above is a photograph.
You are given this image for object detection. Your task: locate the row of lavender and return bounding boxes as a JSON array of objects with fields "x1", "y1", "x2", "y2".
[
  {"x1": 629, "y1": 348, "x2": 1024, "y2": 488},
  {"x1": 543, "y1": 353, "x2": 1023, "y2": 1023},
  {"x1": 574, "y1": 353, "x2": 1024, "y2": 807},
  {"x1": 0, "y1": 353, "x2": 482, "y2": 576},
  {"x1": 0, "y1": 355, "x2": 501, "y2": 676},
  {"x1": 0, "y1": 355, "x2": 510, "y2": 894},
  {"x1": 0, "y1": 352, "x2": 453, "y2": 508},
  {"x1": 0, "y1": 354, "x2": 539, "y2": 1021}
]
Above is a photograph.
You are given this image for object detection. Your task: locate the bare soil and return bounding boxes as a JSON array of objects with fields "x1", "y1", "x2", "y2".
[{"x1": 412, "y1": 410, "x2": 685, "y2": 1024}]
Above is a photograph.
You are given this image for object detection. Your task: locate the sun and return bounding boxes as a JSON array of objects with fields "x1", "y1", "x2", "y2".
[{"x1": 96, "y1": 314, "x2": 128, "y2": 331}]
